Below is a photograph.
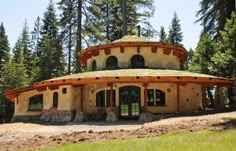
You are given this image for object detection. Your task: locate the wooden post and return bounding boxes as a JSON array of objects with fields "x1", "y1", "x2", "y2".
[
  {"x1": 80, "y1": 85, "x2": 84, "y2": 112},
  {"x1": 144, "y1": 83, "x2": 148, "y2": 112},
  {"x1": 110, "y1": 83, "x2": 113, "y2": 111},
  {"x1": 177, "y1": 83, "x2": 180, "y2": 112},
  {"x1": 201, "y1": 85, "x2": 206, "y2": 110}
]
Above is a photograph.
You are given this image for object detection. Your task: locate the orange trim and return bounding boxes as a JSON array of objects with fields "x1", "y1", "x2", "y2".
[
  {"x1": 104, "y1": 48, "x2": 111, "y2": 55},
  {"x1": 201, "y1": 85, "x2": 206, "y2": 110},
  {"x1": 163, "y1": 48, "x2": 171, "y2": 55},
  {"x1": 177, "y1": 83, "x2": 180, "y2": 112},
  {"x1": 144, "y1": 83, "x2": 148, "y2": 112},
  {"x1": 78, "y1": 42, "x2": 188, "y2": 65},
  {"x1": 80, "y1": 85, "x2": 84, "y2": 112},
  {"x1": 110, "y1": 83, "x2": 113, "y2": 111},
  {"x1": 151, "y1": 46, "x2": 158, "y2": 53},
  {"x1": 120, "y1": 47, "x2": 125, "y2": 53},
  {"x1": 137, "y1": 46, "x2": 140, "y2": 53},
  {"x1": 4, "y1": 76, "x2": 233, "y2": 102}
]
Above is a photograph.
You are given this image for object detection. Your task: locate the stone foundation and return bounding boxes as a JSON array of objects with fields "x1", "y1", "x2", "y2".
[
  {"x1": 138, "y1": 112, "x2": 156, "y2": 123},
  {"x1": 106, "y1": 111, "x2": 118, "y2": 122},
  {"x1": 11, "y1": 115, "x2": 41, "y2": 123},
  {"x1": 40, "y1": 109, "x2": 72, "y2": 123},
  {"x1": 74, "y1": 111, "x2": 86, "y2": 122}
]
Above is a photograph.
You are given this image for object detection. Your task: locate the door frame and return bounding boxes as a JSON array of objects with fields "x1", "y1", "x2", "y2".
[{"x1": 119, "y1": 86, "x2": 141, "y2": 119}]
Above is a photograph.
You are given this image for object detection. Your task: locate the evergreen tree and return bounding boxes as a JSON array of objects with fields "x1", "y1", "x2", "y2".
[
  {"x1": 159, "y1": 26, "x2": 167, "y2": 42},
  {"x1": 189, "y1": 33, "x2": 215, "y2": 74},
  {"x1": 210, "y1": 12, "x2": 236, "y2": 78},
  {"x1": 85, "y1": 0, "x2": 156, "y2": 43},
  {"x1": 183, "y1": 48, "x2": 194, "y2": 70},
  {"x1": 21, "y1": 20, "x2": 33, "y2": 76},
  {"x1": 31, "y1": 17, "x2": 41, "y2": 57},
  {"x1": 38, "y1": 0, "x2": 66, "y2": 81},
  {"x1": 168, "y1": 12, "x2": 183, "y2": 45},
  {"x1": 196, "y1": 0, "x2": 235, "y2": 38},
  {"x1": 0, "y1": 23, "x2": 10, "y2": 74}
]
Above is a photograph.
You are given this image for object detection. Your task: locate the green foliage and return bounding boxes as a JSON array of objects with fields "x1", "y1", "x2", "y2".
[
  {"x1": 37, "y1": 129, "x2": 236, "y2": 151},
  {"x1": 210, "y1": 12, "x2": 236, "y2": 78},
  {"x1": 182, "y1": 48, "x2": 194, "y2": 71},
  {"x1": 159, "y1": 26, "x2": 167, "y2": 42},
  {"x1": 168, "y1": 12, "x2": 183, "y2": 45},
  {"x1": 189, "y1": 33, "x2": 215, "y2": 74},
  {"x1": 38, "y1": 0, "x2": 66, "y2": 81},
  {"x1": 0, "y1": 23, "x2": 10, "y2": 73},
  {"x1": 196, "y1": 0, "x2": 235, "y2": 38},
  {"x1": 84, "y1": 0, "x2": 156, "y2": 44}
]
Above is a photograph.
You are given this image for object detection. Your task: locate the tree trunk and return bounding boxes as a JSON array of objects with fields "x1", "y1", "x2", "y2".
[
  {"x1": 75, "y1": 0, "x2": 82, "y2": 73},
  {"x1": 68, "y1": 25, "x2": 72, "y2": 75},
  {"x1": 122, "y1": 0, "x2": 127, "y2": 36}
]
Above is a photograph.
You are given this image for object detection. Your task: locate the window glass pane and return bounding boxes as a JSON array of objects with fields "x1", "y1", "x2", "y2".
[
  {"x1": 147, "y1": 89, "x2": 154, "y2": 106},
  {"x1": 62, "y1": 88, "x2": 67, "y2": 94},
  {"x1": 96, "y1": 90, "x2": 105, "y2": 107},
  {"x1": 131, "y1": 55, "x2": 145, "y2": 68},
  {"x1": 106, "y1": 56, "x2": 118, "y2": 69},
  {"x1": 156, "y1": 90, "x2": 165, "y2": 106},
  {"x1": 29, "y1": 94, "x2": 43, "y2": 111},
  {"x1": 92, "y1": 60, "x2": 96, "y2": 71},
  {"x1": 106, "y1": 90, "x2": 116, "y2": 107}
]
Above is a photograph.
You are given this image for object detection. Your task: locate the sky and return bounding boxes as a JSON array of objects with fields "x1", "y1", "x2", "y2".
[{"x1": 0, "y1": 0, "x2": 202, "y2": 50}]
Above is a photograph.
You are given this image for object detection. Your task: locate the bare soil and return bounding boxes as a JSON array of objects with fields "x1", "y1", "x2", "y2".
[{"x1": 0, "y1": 110, "x2": 236, "y2": 151}]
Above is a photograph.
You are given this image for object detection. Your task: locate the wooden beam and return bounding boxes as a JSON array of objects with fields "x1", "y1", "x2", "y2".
[
  {"x1": 177, "y1": 83, "x2": 180, "y2": 112},
  {"x1": 144, "y1": 83, "x2": 148, "y2": 112},
  {"x1": 110, "y1": 83, "x2": 113, "y2": 111},
  {"x1": 201, "y1": 85, "x2": 206, "y2": 110},
  {"x1": 80, "y1": 85, "x2": 84, "y2": 112}
]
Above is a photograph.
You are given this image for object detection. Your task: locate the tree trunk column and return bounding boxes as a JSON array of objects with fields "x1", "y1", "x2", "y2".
[
  {"x1": 177, "y1": 83, "x2": 180, "y2": 112},
  {"x1": 110, "y1": 83, "x2": 113, "y2": 111},
  {"x1": 201, "y1": 85, "x2": 206, "y2": 110},
  {"x1": 80, "y1": 85, "x2": 84, "y2": 112},
  {"x1": 144, "y1": 83, "x2": 148, "y2": 112}
]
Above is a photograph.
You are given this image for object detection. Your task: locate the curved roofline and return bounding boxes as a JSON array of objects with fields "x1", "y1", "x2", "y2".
[
  {"x1": 78, "y1": 41, "x2": 188, "y2": 65},
  {"x1": 4, "y1": 69, "x2": 233, "y2": 101}
]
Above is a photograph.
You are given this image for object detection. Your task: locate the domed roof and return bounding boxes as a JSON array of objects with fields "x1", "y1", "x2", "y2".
[{"x1": 113, "y1": 35, "x2": 152, "y2": 43}]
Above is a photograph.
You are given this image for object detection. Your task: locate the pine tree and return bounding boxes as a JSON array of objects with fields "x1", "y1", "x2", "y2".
[
  {"x1": 210, "y1": 12, "x2": 236, "y2": 78},
  {"x1": 0, "y1": 23, "x2": 10, "y2": 74},
  {"x1": 183, "y1": 48, "x2": 194, "y2": 70},
  {"x1": 31, "y1": 17, "x2": 41, "y2": 57},
  {"x1": 168, "y1": 12, "x2": 183, "y2": 45},
  {"x1": 159, "y1": 26, "x2": 167, "y2": 42},
  {"x1": 21, "y1": 20, "x2": 33, "y2": 76},
  {"x1": 189, "y1": 33, "x2": 215, "y2": 74},
  {"x1": 196, "y1": 0, "x2": 235, "y2": 38},
  {"x1": 38, "y1": 0, "x2": 66, "y2": 81}
]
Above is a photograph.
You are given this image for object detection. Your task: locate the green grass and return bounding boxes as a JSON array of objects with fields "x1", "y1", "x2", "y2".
[{"x1": 36, "y1": 129, "x2": 236, "y2": 151}]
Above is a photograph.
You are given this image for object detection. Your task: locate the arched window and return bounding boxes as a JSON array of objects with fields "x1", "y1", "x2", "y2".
[
  {"x1": 53, "y1": 92, "x2": 58, "y2": 108},
  {"x1": 92, "y1": 60, "x2": 97, "y2": 71},
  {"x1": 131, "y1": 55, "x2": 145, "y2": 68},
  {"x1": 106, "y1": 56, "x2": 118, "y2": 69}
]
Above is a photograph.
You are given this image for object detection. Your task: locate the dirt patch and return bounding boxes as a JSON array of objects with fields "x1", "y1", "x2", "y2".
[{"x1": 0, "y1": 111, "x2": 236, "y2": 151}]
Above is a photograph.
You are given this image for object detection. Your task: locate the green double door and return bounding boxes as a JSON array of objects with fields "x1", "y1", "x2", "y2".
[{"x1": 119, "y1": 86, "x2": 141, "y2": 119}]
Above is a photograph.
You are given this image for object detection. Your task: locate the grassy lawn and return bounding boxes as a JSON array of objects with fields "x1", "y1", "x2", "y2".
[{"x1": 36, "y1": 129, "x2": 236, "y2": 151}]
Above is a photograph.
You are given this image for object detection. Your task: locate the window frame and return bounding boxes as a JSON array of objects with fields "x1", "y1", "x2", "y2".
[
  {"x1": 96, "y1": 89, "x2": 116, "y2": 107},
  {"x1": 28, "y1": 94, "x2": 43, "y2": 111},
  {"x1": 53, "y1": 92, "x2": 59, "y2": 108},
  {"x1": 106, "y1": 56, "x2": 118, "y2": 69},
  {"x1": 147, "y1": 89, "x2": 166, "y2": 107},
  {"x1": 131, "y1": 54, "x2": 145, "y2": 68},
  {"x1": 92, "y1": 60, "x2": 97, "y2": 71}
]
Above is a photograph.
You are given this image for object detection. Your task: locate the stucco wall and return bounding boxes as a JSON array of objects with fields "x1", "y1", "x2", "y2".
[
  {"x1": 87, "y1": 47, "x2": 180, "y2": 70},
  {"x1": 14, "y1": 85, "x2": 75, "y2": 116},
  {"x1": 82, "y1": 83, "x2": 202, "y2": 114}
]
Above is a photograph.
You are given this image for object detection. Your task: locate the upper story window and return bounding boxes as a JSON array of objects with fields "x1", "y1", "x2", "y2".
[
  {"x1": 131, "y1": 55, "x2": 145, "y2": 68},
  {"x1": 106, "y1": 56, "x2": 118, "y2": 69},
  {"x1": 92, "y1": 60, "x2": 97, "y2": 71},
  {"x1": 53, "y1": 92, "x2": 58, "y2": 108},
  {"x1": 29, "y1": 94, "x2": 43, "y2": 111}
]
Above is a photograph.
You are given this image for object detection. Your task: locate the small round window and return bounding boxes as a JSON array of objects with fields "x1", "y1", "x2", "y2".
[
  {"x1": 106, "y1": 56, "x2": 118, "y2": 69},
  {"x1": 131, "y1": 55, "x2": 145, "y2": 68}
]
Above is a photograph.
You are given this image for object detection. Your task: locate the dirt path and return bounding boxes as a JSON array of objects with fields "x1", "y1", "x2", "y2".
[{"x1": 0, "y1": 111, "x2": 236, "y2": 151}]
